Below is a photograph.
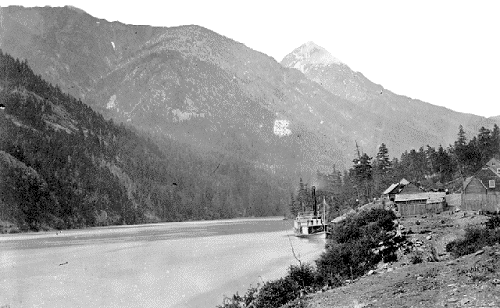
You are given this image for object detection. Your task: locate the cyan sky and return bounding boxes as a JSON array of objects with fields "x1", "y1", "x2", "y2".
[{"x1": 4, "y1": 0, "x2": 500, "y2": 117}]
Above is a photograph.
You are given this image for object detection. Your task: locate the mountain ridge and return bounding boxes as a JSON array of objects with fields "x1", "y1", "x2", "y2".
[
  {"x1": 281, "y1": 41, "x2": 499, "y2": 143},
  {"x1": 1, "y1": 6, "x2": 497, "y2": 177}
]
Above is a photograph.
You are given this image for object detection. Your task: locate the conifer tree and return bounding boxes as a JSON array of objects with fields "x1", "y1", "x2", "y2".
[
  {"x1": 478, "y1": 126, "x2": 492, "y2": 164},
  {"x1": 351, "y1": 153, "x2": 373, "y2": 203},
  {"x1": 373, "y1": 143, "x2": 392, "y2": 195}
]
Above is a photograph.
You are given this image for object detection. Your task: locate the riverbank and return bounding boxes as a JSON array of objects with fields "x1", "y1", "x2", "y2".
[
  {"x1": 0, "y1": 216, "x2": 286, "y2": 237},
  {"x1": 304, "y1": 211, "x2": 500, "y2": 307},
  {"x1": 215, "y1": 209, "x2": 500, "y2": 308}
]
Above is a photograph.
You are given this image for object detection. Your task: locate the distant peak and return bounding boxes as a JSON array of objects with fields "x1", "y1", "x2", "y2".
[
  {"x1": 281, "y1": 41, "x2": 343, "y2": 72},
  {"x1": 295, "y1": 41, "x2": 342, "y2": 65},
  {"x1": 300, "y1": 41, "x2": 323, "y2": 51},
  {"x1": 303, "y1": 41, "x2": 322, "y2": 48},
  {"x1": 293, "y1": 41, "x2": 343, "y2": 65}
]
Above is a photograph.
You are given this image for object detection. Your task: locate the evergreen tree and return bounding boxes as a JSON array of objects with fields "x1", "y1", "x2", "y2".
[
  {"x1": 434, "y1": 145, "x2": 454, "y2": 183},
  {"x1": 454, "y1": 125, "x2": 468, "y2": 176},
  {"x1": 466, "y1": 136, "x2": 482, "y2": 174},
  {"x1": 351, "y1": 153, "x2": 373, "y2": 203},
  {"x1": 478, "y1": 126, "x2": 492, "y2": 164},
  {"x1": 425, "y1": 145, "x2": 437, "y2": 176},
  {"x1": 491, "y1": 124, "x2": 500, "y2": 158},
  {"x1": 373, "y1": 143, "x2": 392, "y2": 195}
]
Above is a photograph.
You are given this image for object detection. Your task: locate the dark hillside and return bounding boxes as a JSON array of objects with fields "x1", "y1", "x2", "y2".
[{"x1": 0, "y1": 51, "x2": 288, "y2": 231}]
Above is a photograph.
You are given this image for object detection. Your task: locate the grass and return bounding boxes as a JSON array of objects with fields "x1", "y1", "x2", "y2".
[{"x1": 446, "y1": 214, "x2": 500, "y2": 258}]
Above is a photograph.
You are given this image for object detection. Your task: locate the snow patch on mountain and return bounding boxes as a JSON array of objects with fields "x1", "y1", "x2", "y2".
[
  {"x1": 283, "y1": 41, "x2": 343, "y2": 73},
  {"x1": 106, "y1": 94, "x2": 117, "y2": 109},
  {"x1": 273, "y1": 119, "x2": 292, "y2": 137}
]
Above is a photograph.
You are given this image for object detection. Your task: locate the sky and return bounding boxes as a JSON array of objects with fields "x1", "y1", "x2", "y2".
[{"x1": 4, "y1": 0, "x2": 500, "y2": 117}]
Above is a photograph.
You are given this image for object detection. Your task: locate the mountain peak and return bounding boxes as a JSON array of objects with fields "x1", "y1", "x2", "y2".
[{"x1": 281, "y1": 41, "x2": 343, "y2": 72}]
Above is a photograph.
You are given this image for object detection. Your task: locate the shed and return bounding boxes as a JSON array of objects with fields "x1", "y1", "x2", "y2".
[{"x1": 395, "y1": 192, "x2": 446, "y2": 216}]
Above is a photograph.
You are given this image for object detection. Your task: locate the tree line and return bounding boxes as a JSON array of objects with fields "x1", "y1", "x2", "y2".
[{"x1": 290, "y1": 124, "x2": 500, "y2": 217}]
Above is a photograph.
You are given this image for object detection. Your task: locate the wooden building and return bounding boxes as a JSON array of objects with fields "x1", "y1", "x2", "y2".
[
  {"x1": 382, "y1": 178, "x2": 419, "y2": 202},
  {"x1": 395, "y1": 192, "x2": 446, "y2": 217},
  {"x1": 462, "y1": 158, "x2": 500, "y2": 212}
]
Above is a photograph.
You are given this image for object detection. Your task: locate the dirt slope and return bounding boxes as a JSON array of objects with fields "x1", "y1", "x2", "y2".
[{"x1": 306, "y1": 211, "x2": 500, "y2": 308}]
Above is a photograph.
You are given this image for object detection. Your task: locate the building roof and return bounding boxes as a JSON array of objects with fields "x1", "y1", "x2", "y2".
[
  {"x1": 465, "y1": 158, "x2": 500, "y2": 192},
  {"x1": 427, "y1": 195, "x2": 446, "y2": 204},
  {"x1": 463, "y1": 175, "x2": 489, "y2": 191},
  {"x1": 382, "y1": 179, "x2": 421, "y2": 196},
  {"x1": 383, "y1": 183, "x2": 399, "y2": 195},
  {"x1": 486, "y1": 157, "x2": 500, "y2": 170},
  {"x1": 395, "y1": 194, "x2": 427, "y2": 202},
  {"x1": 395, "y1": 192, "x2": 446, "y2": 202},
  {"x1": 398, "y1": 182, "x2": 423, "y2": 194},
  {"x1": 463, "y1": 176, "x2": 474, "y2": 190},
  {"x1": 399, "y1": 178, "x2": 410, "y2": 185}
]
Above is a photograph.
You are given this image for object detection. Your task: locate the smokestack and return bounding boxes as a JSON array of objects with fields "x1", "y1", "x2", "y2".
[{"x1": 312, "y1": 186, "x2": 317, "y2": 216}]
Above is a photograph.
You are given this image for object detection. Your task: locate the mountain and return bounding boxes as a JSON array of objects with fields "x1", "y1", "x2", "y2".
[
  {"x1": 1, "y1": 6, "x2": 497, "y2": 179},
  {"x1": 0, "y1": 51, "x2": 288, "y2": 231},
  {"x1": 282, "y1": 41, "x2": 380, "y2": 103},
  {"x1": 281, "y1": 41, "x2": 499, "y2": 151}
]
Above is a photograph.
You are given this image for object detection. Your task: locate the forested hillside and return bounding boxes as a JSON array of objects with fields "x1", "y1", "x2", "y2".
[
  {"x1": 0, "y1": 51, "x2": 288, "y2": 232},
  {"x1": 291, "y1": 124, "x2": 500, "y2": 218}
]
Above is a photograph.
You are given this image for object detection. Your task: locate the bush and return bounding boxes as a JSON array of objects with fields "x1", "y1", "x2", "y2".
[
  {"x1": 409, "y1": 251, "x2": 423, "y2": 264},
  {"x1": 315, "y1": 244, "x2": 349, "y2": 286},
  {"x1": 218, "y1": 264, "x2": 314, "y2": 308},
  {"x1": 253, "y1": 278, "x2": 300, "y2": 308},
  {"x1": 331, "y1": 209, "x2": 396, "y2": 244},
  {"x1": 280, "y1": 297, "x2": 308, "y2": 308},
  {"x1": 287, "y1": 263, "x2": 317, "y2": 289},
  {"x1": 316, "y1": 239, "x2": 382, "y2": 286},
  {"x1": 446, "y1": 226, "x2": 500, "y2": 257},
  {"x1": 318, "y1": 209, "x2": 397, "y2": 283},
  {"x1": 486, "y1": 214, "x2": 500, "y2": 229},
  {"x1": 8, "y1": 227, "x2": 20, "y2": 234},
  {"x1": 381, "y1": 244, "x2": 399, "y2": 263},
  {"x1": 217, "y1": 285, "x2": 258, "y2": 308}
]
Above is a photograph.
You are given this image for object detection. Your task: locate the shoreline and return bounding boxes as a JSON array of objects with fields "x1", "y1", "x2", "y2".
[{"x1": 0, "y1": 216, "x2": 287, "y2": 241}]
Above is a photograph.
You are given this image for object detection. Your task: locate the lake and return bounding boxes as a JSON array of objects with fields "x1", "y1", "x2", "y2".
[{"x1": 0, "y1": 217, "x2": 326, "y2": 308}]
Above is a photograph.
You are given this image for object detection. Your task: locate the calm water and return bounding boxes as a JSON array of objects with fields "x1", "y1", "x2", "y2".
[{"x1": 0, "y1": 217, "x2": 325, "y2": 308}]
